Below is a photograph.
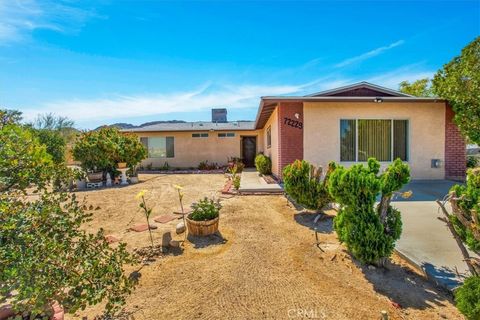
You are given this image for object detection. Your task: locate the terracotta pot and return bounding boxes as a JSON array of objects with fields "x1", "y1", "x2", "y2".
[
  {"x1": 117, "y1": 162, "x2": 127, "y2": 169},
  {"x1": 186, "y1": 214, "x2": 219, "y2": 236}
]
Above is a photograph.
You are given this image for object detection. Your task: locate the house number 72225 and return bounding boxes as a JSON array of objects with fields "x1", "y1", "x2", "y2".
[{"x1": 283, "y1": 117, "x2": 303, "y2": 129}]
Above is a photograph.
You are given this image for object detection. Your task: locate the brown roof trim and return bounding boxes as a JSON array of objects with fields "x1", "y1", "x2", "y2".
[{"x1": 254, "y1": 96, "x2": 446, "y2": 129}]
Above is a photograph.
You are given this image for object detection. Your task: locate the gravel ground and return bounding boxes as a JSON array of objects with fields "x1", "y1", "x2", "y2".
[{"x1": 68, "y1": 173, "x2": 462, "y2": 320}]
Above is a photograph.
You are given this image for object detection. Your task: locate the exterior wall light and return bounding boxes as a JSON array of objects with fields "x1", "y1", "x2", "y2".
[{"x1": 431, "y1": 159, "x2": 442, "y2": 168}]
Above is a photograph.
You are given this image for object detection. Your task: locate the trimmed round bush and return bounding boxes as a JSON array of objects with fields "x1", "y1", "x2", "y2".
[
  {"x1": 455, "y1": 276, "x2": 480, "y2": 319},
  {"x1": 255, "y1": 154, "x2": 272, "y2": 175}
]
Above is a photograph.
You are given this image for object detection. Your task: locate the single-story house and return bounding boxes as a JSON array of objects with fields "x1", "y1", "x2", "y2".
[{"x1": 122, "y1": 82, "x2": 466, "y2": 181}]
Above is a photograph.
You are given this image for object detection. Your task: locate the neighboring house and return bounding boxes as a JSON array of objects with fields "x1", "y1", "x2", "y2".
[{"x1": 123, "y1": 82, "x2": 466, "y2": 180}]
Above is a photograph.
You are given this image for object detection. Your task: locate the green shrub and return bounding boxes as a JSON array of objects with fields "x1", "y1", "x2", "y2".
[
  {"x1": 255, "y1": 154, "x2": 272, "y2": 175},
  {"x1": 328, "y1": 158, "x2": 410, "y2": 264},
  {"x1": 467, "y1": 155, "x2": 479, "y2": 168},
  {"x1": 450, "y1": 168, "x2": 480, "y2": 253},
  {"x1": 283, "y1": 160, "x2": 335, "y2": 211},
  {"x1": 190, "y1": 197, "x2": 221, "y2": 221},
  {"x1": 33, "y1": 129, "x2": 66, "y2": 165},
  {"x1": 455, "y1": 276, "x2": 480, "y2": 319},
  {"x1": 233, "y1": 176, "x2": 241, "y2": 190}
]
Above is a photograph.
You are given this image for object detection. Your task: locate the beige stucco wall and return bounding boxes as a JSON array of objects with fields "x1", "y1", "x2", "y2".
[
  {"x1": 263, "y1": 107, "x2": 279, "y2": 175},
  {"x1": 303, "y1": 101, "x2": 446, "y2": 179},
  {"x1": 132, "y1": 130, "x2": 263, "y2": 168}
]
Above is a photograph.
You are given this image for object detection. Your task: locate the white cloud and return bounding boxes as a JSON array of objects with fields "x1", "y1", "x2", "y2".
[
  {"x1": 335, "y1": 40, "x2": 405, "y2": 68},
  {"x1": 21, "y1": 82, "x2": 309, "y2": 122},
  {"x1": 366, "y1": 66, "x2": 434, "y2": 90},
  {"x1": 0, "y1": 0, "x2": 98, "y2": 43}
]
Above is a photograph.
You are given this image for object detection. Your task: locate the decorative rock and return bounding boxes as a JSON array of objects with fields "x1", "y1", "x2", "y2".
[
  {"x1": 169, "y1": 240, "x2": 181, "y2": 248},
  {"x1": 105, "y1": 235, "x2": 119, "y2": 243},
  {"x1": 176, "y1": 221, "x2": 186, "y2": 234},
  {"x1": 161, "y1": 231, "x2": 172, "y2": 247},
  {"x1": 130, "y1": 223, "x2": 157, "y2": 232}
]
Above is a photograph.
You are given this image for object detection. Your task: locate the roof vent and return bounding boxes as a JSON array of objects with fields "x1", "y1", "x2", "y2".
[{"x1": 212, "y1": 108, "x2": 227, "y2": 123}]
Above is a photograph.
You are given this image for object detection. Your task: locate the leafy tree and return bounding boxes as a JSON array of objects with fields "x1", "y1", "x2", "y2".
[
  {"x1": 34, "y1": 128, "x2": 66, "y2": 164},
  {"x1": 0, "y1": 109, "x2": 22, "y2": 126},
  {"x1": 73, "y1": 127, "x2": 146, "y2": 174},
  {"x1": 328, "y1": 158, "x2": 410, "y2": 264},
  {"x1": 0, "y1": 123, "x2": 137, "y2": 317},
  {"x1": 433, "y1": 36, "x2": 480, "y2": 145},
  {"x1": 283, "y1": 160, "x2": 335, "y2": 211},
  {"x1": 33, "y1": 113, "x2": 77, "y2": 142},
  {"x1": 399, "y1": 78, "x2": 433, "y2": 97},
  {"x1": 0, "y1": 124, "x2": 53, "y2": 193}
]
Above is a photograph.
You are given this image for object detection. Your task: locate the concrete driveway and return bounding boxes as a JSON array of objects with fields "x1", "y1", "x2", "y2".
[{"x1": 393, "y1": 180, "x2": 476, "y2": 290}]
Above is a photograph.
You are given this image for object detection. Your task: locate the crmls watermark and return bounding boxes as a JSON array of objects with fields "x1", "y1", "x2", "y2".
[{"x1": 287, "y1": 308, "x2": 326, "y2": 319}]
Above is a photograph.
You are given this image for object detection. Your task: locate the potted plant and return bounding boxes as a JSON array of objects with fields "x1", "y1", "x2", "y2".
[{"x1": 186, "y1": 197, "x2": 221, "y2": 236}]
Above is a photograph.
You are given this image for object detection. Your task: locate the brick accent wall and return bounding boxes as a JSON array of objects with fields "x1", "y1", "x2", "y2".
[
  {"x1": 445, "y1": 104, "x2": 466, "y2": 181},
  {"x1": 277, "y1": 102, "x2": 304, "y2": 178}
]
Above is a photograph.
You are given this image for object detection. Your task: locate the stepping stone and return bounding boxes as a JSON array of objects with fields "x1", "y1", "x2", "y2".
[
  {"x1": 105, "y1": 234, "x2": 120, "y2": 243},
  {"x1": 130, "y1": 223, "x2": 158, "y2": 232},
  {"x1": 153, "y1": 214, "x2": 177, "y2": 224}
]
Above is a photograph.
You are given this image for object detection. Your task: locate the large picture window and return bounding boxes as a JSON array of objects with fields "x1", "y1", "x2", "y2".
[
  {"x1": 340, "y1": 119, "x2": 408, "y2": 162},
  {"x1": 140, "y1": 137, "x2": 175, "y2": 158}
]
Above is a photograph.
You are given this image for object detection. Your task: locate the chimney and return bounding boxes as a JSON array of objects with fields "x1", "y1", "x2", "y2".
[{"x1": 212, "y1": 108, "x2": 227, "y2": 123}]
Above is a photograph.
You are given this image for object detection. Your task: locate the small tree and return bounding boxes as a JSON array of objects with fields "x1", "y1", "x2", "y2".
[
  {"x1": 399, "y1": 78, "x2": 434, "y2": 97},
  {"x1": 328, "y1": 158, "x2": 410, "y2": 265},
  {"x1": 73, "y1": 127, "x2": 146, "y2": 174},
  {"x1": 0, "y1": 122, "x2": 136, "y2": 317},
  {"x1": 433, "y1": 36, "x2": 480, "y2": 145},
  {"x1": 283, "y1": 160, "x2": 335, "y2": 211}
]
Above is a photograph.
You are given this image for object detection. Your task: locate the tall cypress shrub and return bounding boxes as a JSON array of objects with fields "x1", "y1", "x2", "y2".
[{"x1": 328, "y1": 158, "x2": 410, "y2": 264}]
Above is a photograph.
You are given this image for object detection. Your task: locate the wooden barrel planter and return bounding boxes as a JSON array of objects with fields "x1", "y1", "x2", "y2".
[{"x1": 186, "y1": 215, "x2": 219, "y2": 236}]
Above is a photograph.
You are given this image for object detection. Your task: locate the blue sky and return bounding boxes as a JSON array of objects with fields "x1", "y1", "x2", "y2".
[{"x1": 0, "y1": 0, "x2": 479, "y2": 129}]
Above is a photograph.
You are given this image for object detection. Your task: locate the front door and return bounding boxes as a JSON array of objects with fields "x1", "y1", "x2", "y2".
[{"x1": 242, "y1": 136, "x2": 257, "y2": 167}]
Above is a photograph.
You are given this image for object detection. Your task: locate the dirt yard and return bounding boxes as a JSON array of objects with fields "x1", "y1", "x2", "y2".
[{"x1": 69, "y1": 174, "x2": 463, "y2": 320}]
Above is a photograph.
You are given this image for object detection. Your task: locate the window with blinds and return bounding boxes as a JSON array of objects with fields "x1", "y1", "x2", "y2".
[
  {"x1": 140, "y1": 137, "x2": 175, "y2": 158},
  {"x1": 340, "y1": 119, "x2": 408, "y2": 162}
]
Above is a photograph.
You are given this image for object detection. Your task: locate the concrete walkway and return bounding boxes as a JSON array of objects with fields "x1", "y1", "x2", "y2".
[
  {"x1": 238, "y1": 169, "x2": 283, "y2": 193},
  {"x1": 394, "y1": 180, "x2": 477, "y2": 291}
]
